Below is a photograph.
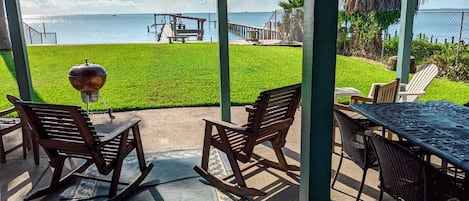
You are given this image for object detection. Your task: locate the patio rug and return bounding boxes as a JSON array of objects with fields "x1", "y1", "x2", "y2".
[{"x1": 33, "y1": 149, "x2": 241, "y2": 201}]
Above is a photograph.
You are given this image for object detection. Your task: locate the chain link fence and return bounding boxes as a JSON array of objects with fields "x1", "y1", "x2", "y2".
[
  {"x1": 414, "y1": 11, "x2": 467, "y2": 44},
  {"x1": 265, "y1": 8, "x2": 304, "y2": 43},
  {"x1": 384, "y1": 10, "x2": 468, "y2": 50}
]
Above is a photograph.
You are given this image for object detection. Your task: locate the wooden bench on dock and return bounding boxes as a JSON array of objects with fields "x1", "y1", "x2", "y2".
[
  {"x1": 246, "y1": 30, "x2": 259, "y2": 42},
  {"x1": 167, "y1": 35, "x2": 189, "y2": 43}
]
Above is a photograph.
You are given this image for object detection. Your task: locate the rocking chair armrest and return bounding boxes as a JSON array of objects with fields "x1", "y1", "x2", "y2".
[
  {"x1": 203, "y1": 118, "x2": 247, "y2": 132},
  {"x1": 0, "y1": 107, "x2": 16, "y2": 117},
  {"x1": 398, "y1": 91, "x2": 426, "y2": 96},
  {"x1": 245, "y1": 105, "x2": 255, "y2": 113},
  {"x1": 334, "y1": 103, "x2": 352, "y2": 111},
  {"x1": 350, "y1": 95, "x2": 373, "y2": 104},
  {"x1": 371, "y1": 82, "x2": 407, "y2": 87},
  {"x1": 100, "y1": 118, "x2": 141, "y2": 142}
]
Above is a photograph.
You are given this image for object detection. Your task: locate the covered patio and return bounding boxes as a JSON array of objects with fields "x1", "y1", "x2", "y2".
[
  {"x1": 0, "y1": 106, "x2": 395, "y2": 200},
  {"x1": 1, "y1": 0, "x2": 428, "y2": 200}
]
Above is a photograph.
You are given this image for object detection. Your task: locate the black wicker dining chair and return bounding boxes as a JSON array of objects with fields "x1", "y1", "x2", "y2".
[
  {"x1": 367, "y1": 132, "x2": 466, "y2": 201},
  {"x1": 332, "y1": 108, "x2": 378, "y2": 201},
  {"x1": 333, "y1": 78, "x2": 400, "y2": 150}
]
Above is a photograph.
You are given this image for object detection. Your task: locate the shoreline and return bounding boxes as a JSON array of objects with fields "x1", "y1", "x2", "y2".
[{"x1": 26, "y1": 40, "x2": 285, "y2": 46}]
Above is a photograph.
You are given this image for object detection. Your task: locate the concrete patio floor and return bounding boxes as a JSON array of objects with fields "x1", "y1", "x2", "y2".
[{"x1": 0, "y1": 106, "x2": 394, "y2": 201}]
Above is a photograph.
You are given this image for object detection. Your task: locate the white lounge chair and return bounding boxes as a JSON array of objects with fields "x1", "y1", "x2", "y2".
[{"x1": 368, "y1": 64, "x2": 439, "y2": 102}]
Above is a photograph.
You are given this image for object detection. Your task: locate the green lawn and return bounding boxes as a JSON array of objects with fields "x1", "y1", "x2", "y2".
[{"x1": 1, "y1": 43, "x2": 468, "y2": 111}]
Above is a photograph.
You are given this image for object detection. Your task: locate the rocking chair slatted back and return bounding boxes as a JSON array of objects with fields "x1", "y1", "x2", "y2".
[
  {"x1": 247, "y1": 84, "x2": 301, "y2": 133},
  {"x1": 10, "y1": 95, "x2": 153, "y2": 201},
  {"x1": 244, "y1": 84, "x2": 301, "y2": 154},
  {"x1": 194, "y1": 84, "x2": 301, "y2": 196},
  {"x1": 15, "y1": 101, "x2": 108, "y2": 170},
  {"x1": 371, "y1": 78, "x2": 400, "y2": 104}
]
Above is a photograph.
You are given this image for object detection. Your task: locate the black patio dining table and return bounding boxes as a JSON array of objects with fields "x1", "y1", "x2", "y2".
[{"x1": 350, "y1": 101, "x2": 469, "y2": 172}]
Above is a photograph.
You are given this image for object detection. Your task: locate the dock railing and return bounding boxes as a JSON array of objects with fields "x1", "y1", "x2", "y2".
[
  {"x1": 22, "y1": 23, "x2": 57, "y2": 45},
  {"x1": 228, "y1": 8, "x2": 303, "y2": 43},
  {"x1": 228, "y1": 22, "x2": 279, "y2": 41}
]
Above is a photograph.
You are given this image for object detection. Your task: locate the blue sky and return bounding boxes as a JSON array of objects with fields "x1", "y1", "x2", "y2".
[{"x1": 19, "y1": 0, "x2": 469, "y2": 16}]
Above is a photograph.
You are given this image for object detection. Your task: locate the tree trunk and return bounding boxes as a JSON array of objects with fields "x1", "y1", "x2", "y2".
[
  {"x1": 349, "y1": 30, "x2": 382, "y2": 59},
  {"x1": 0, "y1": 0, "x2": 12, "y2": 50}
]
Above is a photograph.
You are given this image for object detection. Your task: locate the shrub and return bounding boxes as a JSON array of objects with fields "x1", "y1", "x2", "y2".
[
  {"x1": 430, "y1": 44, "x2": 469, "y2": 81},
  {"x1": 411, "y1": 38, "x2": 443, "y2": 64},
  {"x1": 381, "y1": 37, "x2": 469, "y2": 81},
  {"x1": 337, "y1": 27, "x2": 350, "y2": 55},
  {"x1": 382, "y1": 35, "x2": 399, "y2": 60},
  {"x1": 347, "y1": 10, "x2": 400, "y2": 59},
  {"x1": 382, "y1": 36, "x2": 443, "y2": 65}
]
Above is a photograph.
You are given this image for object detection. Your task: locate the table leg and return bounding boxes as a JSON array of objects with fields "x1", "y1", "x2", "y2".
[
  {"x1": 0, "y1": 136, "x2": 5, "y2": 163},
  {"x1": 332, "y1": 121, "x2": 341, "y2": 153},
  {"x1": 332, "y1": 125, "x2": 336, "y2": 153},
  {"x1": 33, "y1": 139, "x2": 39, "y2": 165},
  {"x1": 21, "y1": 127, "x2": 27, "y2": 159}
]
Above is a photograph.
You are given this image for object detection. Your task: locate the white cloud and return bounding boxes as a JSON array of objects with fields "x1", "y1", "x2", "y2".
[
  {"x1": 132, "y1": 0, "x2": 281, "y2": 13},
  {"x1": 23, "y1": 0, "x2": 137, "y2": 7},
  {"x1": 228, "y1": 0, "x2": 281, "y2": 12},
  {"x1": 419, "y1": 0, "x2": 469, "y2": 9},
  {"x1": 18, "y1": 0, "x2": 469, "y2": 16},
  {"x1": 200, "y1": 0, "x2": 217, "y2": 6},
  {"x1": 134, "y1": 0, "x2": 204, "y2": 13},
  {"x1": 21, "y1": 0, "x2": 139, "y2": 15},
  {"x1": 18, "y1": 0, "x2": 287, "y2": 15}
]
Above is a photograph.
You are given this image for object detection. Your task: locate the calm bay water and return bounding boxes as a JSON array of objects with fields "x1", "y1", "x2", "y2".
[
  {"x1": 23, "y1": 12, "x2": 274, "y2": 44},
  {"x1": 22, "y1": 10, "x2": 469, "y2": 45}
]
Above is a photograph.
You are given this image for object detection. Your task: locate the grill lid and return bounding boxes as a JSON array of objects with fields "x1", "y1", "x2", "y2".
[{"x1": 68, "y1": 59, "x2": 107, "y2": 93}]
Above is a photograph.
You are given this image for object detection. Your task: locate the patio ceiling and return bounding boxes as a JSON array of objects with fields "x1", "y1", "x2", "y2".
[{"x1": 4, "y1": 0, "x2": 415, "y2": 200}]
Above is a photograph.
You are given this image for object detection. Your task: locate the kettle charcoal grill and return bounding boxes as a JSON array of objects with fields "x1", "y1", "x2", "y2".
[{"x1": 68, "y1": 59, "x2": 115, "y2": 120}]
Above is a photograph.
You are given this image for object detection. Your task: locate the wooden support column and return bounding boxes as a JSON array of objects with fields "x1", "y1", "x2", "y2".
[
  {"x1": 200, "y1": 20, "x2": 204, "y2": 37},
  {"x1": 5, "y1": 0, "x2": 33, "y2": 101},
  {"x1": 300, "y1": 0, "x2": 338, "y2": 200},
  {"x1": 217, "y1": 0, "x2": 231, "y2": 121},
  {"x1": 396, "y1": 0, "x2": 417, "y2": 84}
]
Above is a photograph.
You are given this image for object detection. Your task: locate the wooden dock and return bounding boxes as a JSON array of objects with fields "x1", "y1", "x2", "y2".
[
  {"x1": 152, "y1": 13, "x2": 206, "y2": 42},
  {"x1": 152, "y1": 13, "x2": 281, "y2": 43},
  {"x1": 158, "y1": 24, "x2": 173, "y2": 43}
]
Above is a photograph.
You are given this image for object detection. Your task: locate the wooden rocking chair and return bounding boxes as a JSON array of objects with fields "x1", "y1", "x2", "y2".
[
  {"x1": 193, "y1": 84, "x2": 301, "y2": 196},
  {"x1": 8, "y1": 95, "x2": 153, "y2": 201}
]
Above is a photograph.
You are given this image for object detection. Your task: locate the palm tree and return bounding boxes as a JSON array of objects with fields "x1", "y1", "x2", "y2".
[
  {"x1": 279, "y1": 0, "x2": 425, "y2": 13},
  {"x1": 343, "y1": 0, "x2": 401, "y2": 14},
  {"x1": 277, "y1": 0, "x2": 304, "y2": 43},
  {"x1": 343, "y1": 0, "x2": 426, "y2": 14},
  {"x1": 0, "y1": 0, "x2": 11, "y2": 50},
  {"x1": 278, "y1": 0, "x2": 304, "y2": 9},
  {"x1": 342, "y1": 0, "x2": 427, "y2": 58}
]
